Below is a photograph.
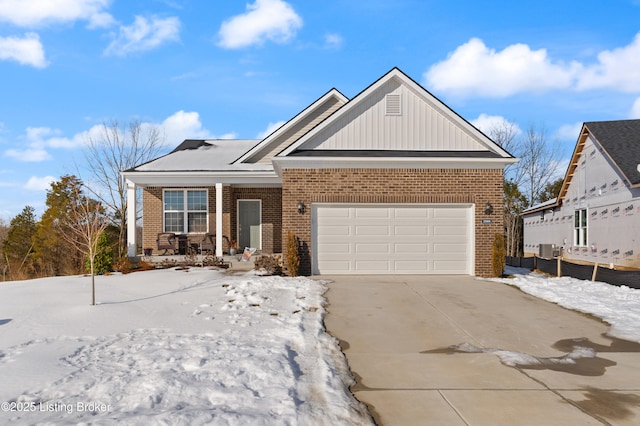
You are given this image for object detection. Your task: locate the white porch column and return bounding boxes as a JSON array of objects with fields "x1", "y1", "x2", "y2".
[
  {"x1": 215, "y1": 183, "x2": 223, "y2": 257},
  {"x1": 126, "y1": 179, "x2": 137, "y2": 257}
]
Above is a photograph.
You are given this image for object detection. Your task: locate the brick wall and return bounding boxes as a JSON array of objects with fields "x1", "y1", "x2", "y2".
[
  {"x1": 282, "y1": 168, "x2": 504, "y2": 277},
  {"x1": 231, "y1": 188, "x2": 282, "y2": 253}
]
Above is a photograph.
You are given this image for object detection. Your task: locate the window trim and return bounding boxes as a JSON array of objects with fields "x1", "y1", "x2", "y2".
[
  {"x1": 162, "y1": 189, "x2": 208, "y2": 234},
  {"x1": 573, "y1": 208, "x2": 588, "y2": 247}
]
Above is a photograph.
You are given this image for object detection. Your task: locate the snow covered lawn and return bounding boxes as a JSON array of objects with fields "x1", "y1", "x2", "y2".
[
  {"x1": 0, "y1": 268, "x2": 372, "y2": 425},
  {"x1": 493, "y1": 266, "x2": 640, "y2": 343}
]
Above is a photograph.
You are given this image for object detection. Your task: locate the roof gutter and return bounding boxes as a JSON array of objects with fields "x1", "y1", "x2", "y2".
[{"x1": 121, "y1": 170, "x2": 281, "y2": 186}]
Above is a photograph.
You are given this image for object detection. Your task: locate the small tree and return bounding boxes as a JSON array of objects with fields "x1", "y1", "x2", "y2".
[
  {"x1": 57, "y1": 183, "x2": 108, "y2": 305},
  {"x1": 491, "y1": 233, "x2": 506, "y2": 277},
  {"x1": 285, "y1": 231, "x2": 300, "y2": 277}
]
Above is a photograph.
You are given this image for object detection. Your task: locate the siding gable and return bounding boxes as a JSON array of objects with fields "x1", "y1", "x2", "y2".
[
  {"x1": 280, "y1": 68, "x2": 507, "y2": 156},
  {"x1": 237, "y1": 90, "x2": 347, "y2": 164}
]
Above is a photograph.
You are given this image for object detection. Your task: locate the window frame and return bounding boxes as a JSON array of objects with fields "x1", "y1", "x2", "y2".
[
  {"x1": 573, "y1": 208, "x2": 588, "y2": 247},
  {"x1": 162, "y1": 189, "x2": 208, "y2": 234}
]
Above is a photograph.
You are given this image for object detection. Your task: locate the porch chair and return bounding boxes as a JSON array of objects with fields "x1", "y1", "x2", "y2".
[
  {"x1": 199, "y1": 233, "x2": 216, "y2": 254},
  {"x1": 156, "y1": 232, "x2": 178, "y2": 255}
]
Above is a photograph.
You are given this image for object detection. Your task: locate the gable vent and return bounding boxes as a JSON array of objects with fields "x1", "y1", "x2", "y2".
[{"x1": 385, "y1": 94, "x2": 401, "y2": 115}]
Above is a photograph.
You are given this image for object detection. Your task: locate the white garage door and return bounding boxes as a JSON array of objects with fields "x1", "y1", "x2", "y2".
[{"x1": 312, "y1": 204, "x2": 473, "y2": 275}]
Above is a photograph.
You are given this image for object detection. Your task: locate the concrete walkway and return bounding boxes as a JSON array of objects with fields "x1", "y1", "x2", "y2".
[{"x1": 322, "y1": 275, "x2": 640, "y2": 425}]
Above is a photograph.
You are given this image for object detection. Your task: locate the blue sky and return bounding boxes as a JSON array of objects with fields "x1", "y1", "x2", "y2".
[{"x1": 1, "y1": 0, "x2": 640, "y2": 220}]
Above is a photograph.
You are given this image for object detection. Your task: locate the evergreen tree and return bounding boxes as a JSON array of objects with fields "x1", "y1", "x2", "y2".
[
  {"x1": 2, "y1": 206, "x2": 37, "y2": 280},
  {"x1": 32, "y1": 175, "x2": 85, "y2": 276},
  {"x1": 538, "y1": 177, "x2": 564, "y2": 204}
]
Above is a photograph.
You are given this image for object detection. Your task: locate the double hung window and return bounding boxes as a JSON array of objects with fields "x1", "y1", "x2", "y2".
[
  {"x1": 163, "y1": 189, "x2": 207, "y2": 233},
  {"x1": 574, "y1": 209, "x2": 587, "y2": 246}
]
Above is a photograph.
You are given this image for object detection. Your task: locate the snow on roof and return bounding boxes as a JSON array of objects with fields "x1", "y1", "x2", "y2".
[
  {"x1": 522, "y1": 197, "x2": 558, "y2": 215},
  {"x1": 133, "y1": 139, "x2": 271, "y2": 172}
]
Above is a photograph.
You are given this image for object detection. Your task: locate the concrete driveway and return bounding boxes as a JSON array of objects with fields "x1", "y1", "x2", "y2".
[{"x1": 322, "y1": 275, "x2": 640, "y2": 425}]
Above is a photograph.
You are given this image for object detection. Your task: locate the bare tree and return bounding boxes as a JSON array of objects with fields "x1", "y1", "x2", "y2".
[
  {"x1": 487, "y1": 119, "x2": 521, "y2": 182},
  {"x1": 83, "y1": 120, "x2": 164, "y2": 258},
  {"x1": 487, "y1": 121, "x2": 561, "y2": 255},
  {"x1": 57, "y1": 183, "x2": 108, "y2": 306},
  {"x1": 519, "y1": 124, "x2": 562, "y2": 207}
]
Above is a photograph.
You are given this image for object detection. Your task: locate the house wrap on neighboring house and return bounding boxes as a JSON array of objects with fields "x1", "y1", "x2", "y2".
[
  {"x1": 122, "y1": 68, "x2": 516, "y2": 277},
  {"x1": 523, "y1": 119, "x2": 640, "y2": 268}
]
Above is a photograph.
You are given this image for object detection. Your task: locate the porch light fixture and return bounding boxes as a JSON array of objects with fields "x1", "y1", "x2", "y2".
[
  {"x1": 484, "y1": 202, "x2": 493, "y2": 215},
  {"x1": 296, "y1": 201, "x2": 306, "y2": 214}
]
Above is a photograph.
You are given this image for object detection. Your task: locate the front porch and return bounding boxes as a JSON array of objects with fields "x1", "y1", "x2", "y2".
[{"x1": 125, "y1": 181, "x2": 282, "y2": 259}]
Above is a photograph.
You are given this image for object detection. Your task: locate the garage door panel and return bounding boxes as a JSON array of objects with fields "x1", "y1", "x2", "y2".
[
  {"x1": 395, "y1": 243, "x2": 429, "y2": 254},
  {"x1": 433, "y1": 208, "x2": 467, "y2": 218},
  {"x1": 355, "y1": 260, "x2": 391, "y2": 271},
  {"x1": 433, "y1": 260, "x2": 468, "y2": 273},
  {"x1": 434, "y1": 243, "x2": 467, "y2": 254},
  {"x1": 317, "y1": 243, "x2": 351, "y2": 254},
  {"x1": 433, "y1": 225, "x2": 467, "y2": 236},
  {"x1": 395, "y1": 225, "x2": 429, "y2": 236},
  {"x1": 394, "y1": 208, "x2": 429, "y2": 219},
  {"x1": 355, "y1": 208, "x2": 391, "y2": 218},
  {"x1": 394, "y1": 260, "x2": 430, "y2": 272},
  {"x1": 313, "y1": 204, "x2": 471, "y2": 274},
  {"x1": 355, "y1": 243, "x2": 390, "y2": 253},
  {"x1": 320, "y1": 207, "x2": 350, "y2": 218},
  {"x1": 355, "y1": 225, "x2": 390, "y2": 236},
  {"x1": 319, "y1": 225, "x2": 351, "y2": 236}
]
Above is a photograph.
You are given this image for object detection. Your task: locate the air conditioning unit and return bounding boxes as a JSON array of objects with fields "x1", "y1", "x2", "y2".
[{"x1": 539, "y1": 244, "x2": 560, "y2": 259}]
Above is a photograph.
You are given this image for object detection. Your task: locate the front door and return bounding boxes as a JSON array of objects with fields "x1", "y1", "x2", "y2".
[{"x1": 238, "y1": 200, "x2": 261, "y2": 250}]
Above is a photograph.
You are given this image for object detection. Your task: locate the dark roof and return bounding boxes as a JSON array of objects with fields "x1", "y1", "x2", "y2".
[
  {"x1": 288, "y1": 149, "x2": 502, "y2": 158},
  {"x1": 585, "y1": 119, "x2": 640, "y2": 186},
  {"x1": 171, "y1": 139, "x2": 210, "y2": 153}
]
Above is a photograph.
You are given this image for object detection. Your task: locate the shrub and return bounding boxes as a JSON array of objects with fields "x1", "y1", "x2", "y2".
[
  {"x1": 113, "y1": 256, "x2": 134, "y2": 274},
  {"x1": 492, "y1": 233, "x2": 506, "y2": 277},
  {"x1": 285, "y1": 232, "x2": 300, "y2": 277},
  {"x1": 254, "y1": 255, "x2": 283, "y2": 276},
  {"x1": 86, "y1": 230, "x2": 114, "y2": 275}
]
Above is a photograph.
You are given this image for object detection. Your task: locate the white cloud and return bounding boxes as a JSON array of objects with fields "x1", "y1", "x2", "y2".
[
  {"x1": 4, "y1": 111, "x2": 232, "y2": 163},
  {"x1": 0, "y1": 33, "x2": 47, "y2": 68},
  {"x1": 630, "y1": 98, "x2": 640, "y2": 119},
  {"x1": 424, "y1": 33, "x2": 640, "y2": 98},
  {"x1": 424, "y1": 38, "x2": 580, "y2": 97},
  {"x1": 0, "y1": 0, "x2": 112, "y2": 27},
  {"x1": 257, "y1": 121, "x2": 285, "y2": 139},
  {"x1": 554, "y1": 122, "x2": 584, "y2": 141},
  {"x1": 104, "y1": 15, "x2": 180, "y2": 56},
  {"x1": 160, "y1": 110, "x2": 236, "y2": 143},
  {"x1": 5, "y1": 148, "x2": 52, "y2": 162},
  {"x1": 218, "y1": 0, "x2": 302, "y2": 49},
  {"x1": 577, "y1": 33, "x2": 640, "y2": 92},
  {"x1": 470, "y1": 114, "x2": 522, "y2": 136},
  {"x1": 324, "y1": 33, "x2": 343, "y2": 49},
  {"x1": 24, "y1": 175, "x2": 55, "y2": 191},
  {"x1": 87, "y1": 11, "x2": 116, "y2": 29}
]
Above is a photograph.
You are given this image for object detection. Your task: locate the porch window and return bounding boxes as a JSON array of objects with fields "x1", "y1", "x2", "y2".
[
  {"x1": 574, "y1": 209, "x2": 587, "y2": 246},
  {"x1": 163, "y1": 189, "x2": 208, "y2": 233}
]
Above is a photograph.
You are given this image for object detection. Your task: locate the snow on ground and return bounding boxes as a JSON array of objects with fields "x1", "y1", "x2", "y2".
[
  {"x1": 494, "y1": 266, "x2": 640, "y2": 344},
  {"x1": 0, "y1": 268, "x2": 373, "y2": 425}
]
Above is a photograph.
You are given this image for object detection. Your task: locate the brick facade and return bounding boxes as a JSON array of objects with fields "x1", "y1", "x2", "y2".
[
  {"x1": 141, "y1": 186, "x2": 282, "y2": 255},
  {"x1": 231, "y1": 187, "x2": 282, "y2": 254},
  {"x1": 282, "y1": 168, "x2": 504, "y2": 277}
]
